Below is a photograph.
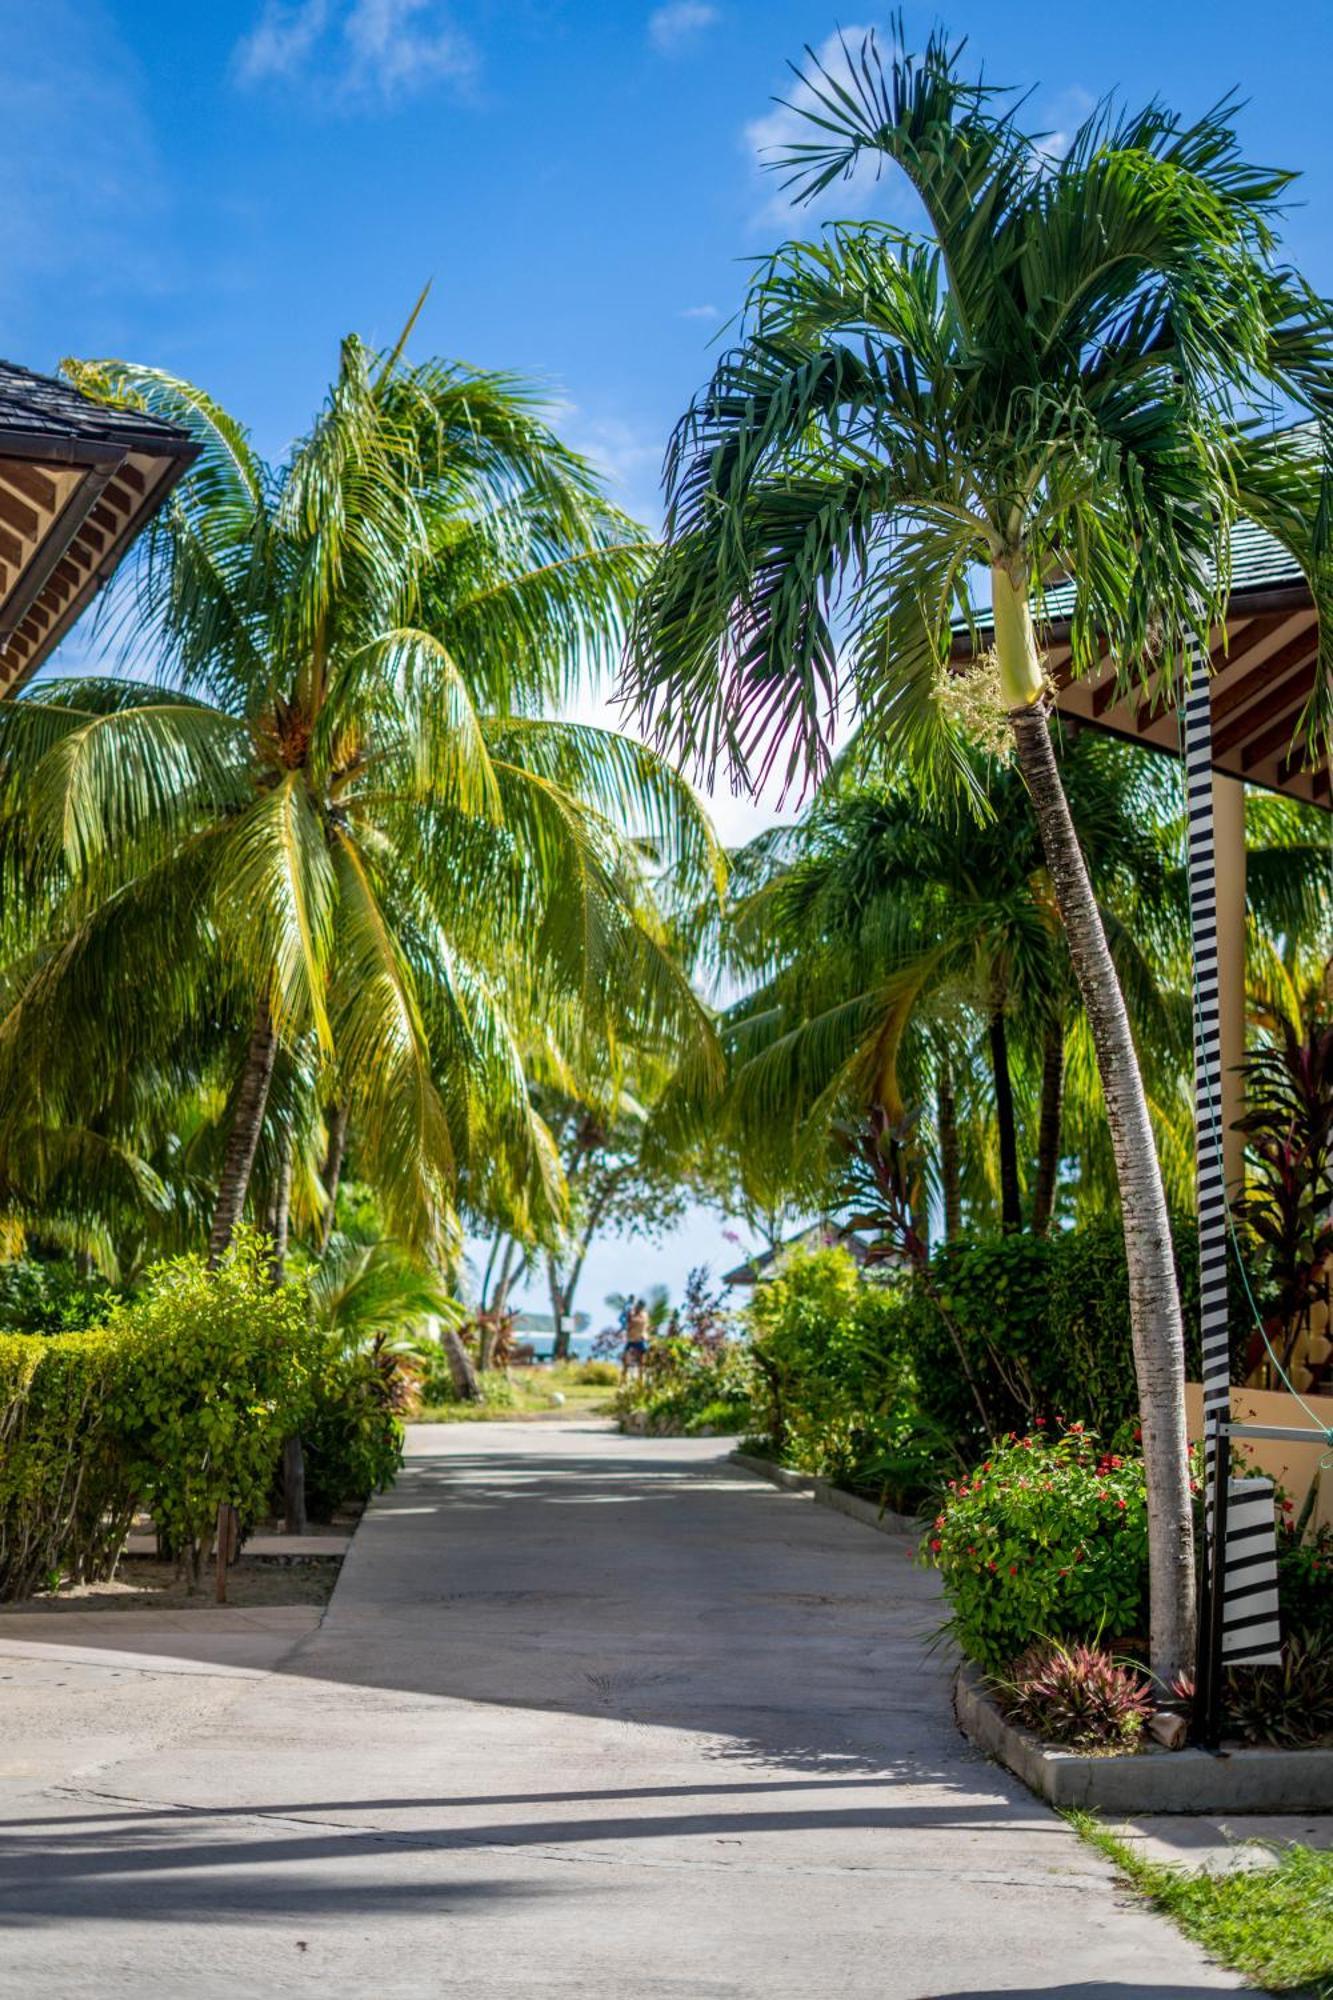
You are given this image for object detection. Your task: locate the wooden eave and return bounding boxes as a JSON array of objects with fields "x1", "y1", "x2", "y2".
[
  {"x1": 950, "y1": 581, "x2": 1329, "y2": 809},
  {"x1": 0, "y1": 374, "x2": 198, "y2": 698}
]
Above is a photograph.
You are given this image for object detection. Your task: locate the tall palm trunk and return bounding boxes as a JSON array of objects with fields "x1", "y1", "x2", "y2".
[
  {"x1": 267, "y1": 1143, "x2": 306, "y2": 1536},
  {"x1": 317, "y1": 1101, "x2": 347, "y2": 1255},
  {"x1": 1032, "y1": 1020, "x2": 1064, "y2": 1236},
  {"x1": 988, "y1": 1007, "x2": 1022, "y2": 1233},
  {"x1": 1009, "y1": 696, "x2": 1194, "y2": 1682},
  {"x1": 207, "y1": 994, "x2": 277, "y2": 1269},
  {"x1": 937, "y1": 1067, "x2": 962, "y2": 1242}
]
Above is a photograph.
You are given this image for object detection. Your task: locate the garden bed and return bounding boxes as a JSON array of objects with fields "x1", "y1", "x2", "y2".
[
  {"x1": 955, "y1": 1662, "x2": 1333, "y2": 1814},
  {"x1": 0, "y1": 1553, "x2": 344, "y2": 1615}
]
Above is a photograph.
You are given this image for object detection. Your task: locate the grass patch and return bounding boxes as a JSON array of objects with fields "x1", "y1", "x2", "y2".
[
  {"x1": 1070, "y1": 1811, "x2": 1333, "y2": 1995},
  {"x1": 418, "y1": 1363, "x2": 614, "y2": 1424}
]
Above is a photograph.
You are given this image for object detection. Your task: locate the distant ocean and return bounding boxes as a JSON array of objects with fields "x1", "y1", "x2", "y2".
[{"x1": 519, "y1": 1331, "x2": 603, "y2": 1362}]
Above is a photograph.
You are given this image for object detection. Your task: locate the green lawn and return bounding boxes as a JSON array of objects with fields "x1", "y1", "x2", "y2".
[
  {"x1": 1072, "y1": 1814, "x2": 1333, "y2": 1996},
  {"x1": 417, "y1": 1362, "x2": 617, "y2": 1424}
]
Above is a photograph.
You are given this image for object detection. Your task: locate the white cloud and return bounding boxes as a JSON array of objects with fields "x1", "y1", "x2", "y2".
[
  {"x1": 648, "y1": 2, "x2": 718, "y2": 53},
  {"x1": 744, "y1": 24, "x2": 895, "y2": 227},
  {"x1": 1037, "y1": 85, "x2": 1096, "y2": 161},
  {"x1": 678, "y1": 303, "x2": 718, "y2": 320},
  {"x1": 235, "y1": 0, "x2": 477, "y2": 101}
]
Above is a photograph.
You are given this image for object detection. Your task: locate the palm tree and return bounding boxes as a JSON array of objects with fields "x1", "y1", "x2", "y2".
[
  {"x1": 623, "y1": 33, "x2": 1333, "y2": 1681},
  {"x1": 0, "y1": 312, "x2": 719, "y2": 1271},
  {"x1": 720, "y1": 730, "x2": 1186, "y2": 1239}
]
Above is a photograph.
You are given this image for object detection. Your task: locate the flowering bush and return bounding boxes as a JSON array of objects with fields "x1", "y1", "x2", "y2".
[
  {"x1": 925, "y1": 1426, "x2": 1151, "y2": 1669},
  {"x1": 996, "y1": 1638, "x2": 1153, "y2": 1749},
  {"x1": 1277, "y1": 1517, "x2": 1333, "y2": 1643}
]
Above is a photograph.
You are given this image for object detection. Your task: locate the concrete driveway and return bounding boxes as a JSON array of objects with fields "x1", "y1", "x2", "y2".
[{"x1": 0, "y1": 1420, "x2": 1257, "y2": 1998}]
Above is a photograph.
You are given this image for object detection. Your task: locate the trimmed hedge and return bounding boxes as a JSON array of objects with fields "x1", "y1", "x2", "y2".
[
  {"x1": 0, "y1": 1327, "x2": 135, "y2": 1599},
  {"x1": 0, "y1": 1232, "x2": 403, "y2": 1599}
]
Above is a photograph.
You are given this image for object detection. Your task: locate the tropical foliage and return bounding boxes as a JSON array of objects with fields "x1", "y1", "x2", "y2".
[{"x1": 624, "y1": 26, "x2": 1333, "y2": 1681}]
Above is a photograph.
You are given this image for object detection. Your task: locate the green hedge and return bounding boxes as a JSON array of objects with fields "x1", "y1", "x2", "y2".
[
  {"x1": 902, "y1": 1218, "x2": 1252, "y2": 1456},
  {"x1": 744, "y1": 1247, "x2": 950, "y2": 1508},
  {"x1": 0, "y1": 1326, "x2": 135, "y2": 1599},
  {"x1": 0, "y1": 1233, "x2": 401, "y2": 1599}
]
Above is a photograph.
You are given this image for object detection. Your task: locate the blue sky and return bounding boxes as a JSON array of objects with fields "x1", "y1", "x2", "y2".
[{"x1": 5, "y1": 0, "x2": 1331, "y2": 1320}]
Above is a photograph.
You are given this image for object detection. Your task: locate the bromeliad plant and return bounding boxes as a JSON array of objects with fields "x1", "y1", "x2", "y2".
[
  {"x1": 997, "y1": 1638, "x2": 1153, "y2": 1750},
  {"x1": 624, "y1": 25, "x2": 1333, "y2": 1684}
]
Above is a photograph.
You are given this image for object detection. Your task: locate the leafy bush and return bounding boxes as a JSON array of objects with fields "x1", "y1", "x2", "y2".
[
  {"x1": 617, "y1": 1336, "x2": 756, "y2": 1435},
  {"x1": 0, "y1": 1256, "x2": 119, "y2": 1334},
  {"x1": 576, "y1": 1360, "x2": 620, "y2": 1387},
  {"x1": 997, "y1": 1638, "x2": 1153, "y2": 1749},
  {"x1": 302, "y1": 1347, "x2": 404, "y2": 1522},
  {"x1": 106, "y1": 1234, "x2": 314, "y2": 1575},
  {"x1": 927, "y1": 1428, "x2": 1151, "y2": 1669},
  {"x1": 0, "y1": 1327, "x2": 136, "y2": 1598},
  {"x1": 743, "y1": 1246, "x2": 949, "y2": 1507},
  {"x1": 1277, "y1": 1516, "x2": 1333, "y2": 1643},
  {"x1": 902, "y1": 1219, "x2": 1254, "y2": 1454}
]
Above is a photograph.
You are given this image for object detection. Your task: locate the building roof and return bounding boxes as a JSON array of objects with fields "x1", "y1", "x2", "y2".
[
  {"x1": 0, "y1": 360, "x2": 199, "y2": 697},
  {"x1": 950, "y1": 474, "x2": 1328, "y2": 808}
]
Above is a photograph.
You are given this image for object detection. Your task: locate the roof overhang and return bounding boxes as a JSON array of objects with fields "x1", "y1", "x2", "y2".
[
  {"x1": 950, "y1": 580, "x2": 1328, "y2": 809},
  {"x1": 0, "y1": 363, "x2": 198, "y2": 697}
]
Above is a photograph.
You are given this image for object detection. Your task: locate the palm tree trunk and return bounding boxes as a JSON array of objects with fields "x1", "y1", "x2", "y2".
[
  {"x1": 937, "y1": 1066, "x2": 962, "y2": 1241},
  {"x1": 988, "y1": 1007, "x2": 1023, "y2": 1233},
  {"x1": 267, "y1": 1143, "x2": 306, "y2": 1535},
  {"x1": 207, "y1": 994, "x2": 277, "y2": 1269},
  {"x1": 443, "y1": 1324, "x2": 481, "y2": 1402},
  {"x1": 1032, "y1": 1020, "x2": 1064, "y2": 1236},
  {"x1": 317, "y1": 1102, "x2": 347, "y2": 1254},
  {"x1": 548, "y1": 1256, "x2": 573, "y2": 1361},
  {"x1": 1009, "y1": 696, "x2": 1195, "y2": 1683}
]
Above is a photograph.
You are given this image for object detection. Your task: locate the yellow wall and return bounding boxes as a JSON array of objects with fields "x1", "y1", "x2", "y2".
[{"x1": 1186, "y1": 1382, "x2": 1333, "y2": 1531}]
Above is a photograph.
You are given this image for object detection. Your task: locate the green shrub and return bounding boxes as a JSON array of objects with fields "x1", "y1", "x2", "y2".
[
  {"x1": 0, "y1": 1327, "x2": 136, "y2": 1598},
  {"x1": 105, "y1": 1233, "x2": 314, "y2": 1575},
  {"x1": 903, "y1": 1219, "x2": 1252, "y2": 1454},
  {"x1": 0, "y1": 1256, "x2": 119, "y2": 1334},
  {"x1": 927, "y1": 1427, "x2": 1151, "y2": 1669},
  {"x1": 1224, "y1": 1630, "x2": 1333, "y2": 1748},
  {"x1": 1276, "y1": 1518, "x2": 1333, "y2": 1643},
  {"x1": 617, "y1": 1337, "x2": 756, "y2": 1435},
  {"x1": 743, "y1": 1246, "x2": 948, "y2": 1507},
  {"x1": 576, "y1": 1360, "x2": 620, "y2": 1387},
  {"x1": 302, "y1": 1348, "x2": 404, "y2": 1521}
]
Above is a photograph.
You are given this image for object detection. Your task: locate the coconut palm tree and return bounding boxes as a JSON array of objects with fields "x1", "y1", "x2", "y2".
[
  {"x1": 0, "y1": 314, "x2": 719, "y2": 1270},
  {"x1": 622, "y1": 33, "x2": 1333, "y2": 1680}
]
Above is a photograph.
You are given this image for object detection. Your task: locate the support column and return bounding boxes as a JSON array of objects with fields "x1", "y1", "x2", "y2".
[{"x1": 1212, "y1": 772, "x2": 1247, "y2": 1199}]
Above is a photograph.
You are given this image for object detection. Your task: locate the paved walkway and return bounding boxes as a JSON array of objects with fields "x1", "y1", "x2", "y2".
[{"x1": 0, "y1": 1422, "x2": 1258, "y2": 1998}]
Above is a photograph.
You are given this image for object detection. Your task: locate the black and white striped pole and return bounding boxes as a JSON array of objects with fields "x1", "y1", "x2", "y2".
[{"x1": 1183, "y1": 642, "x2": 1282, "y2": 1750}]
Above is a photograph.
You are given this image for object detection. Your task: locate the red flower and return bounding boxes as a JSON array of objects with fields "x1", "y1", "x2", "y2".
[
  {"x1": 1115, "y1": 1498, "x2": 1127, "y2": 1511},
  {"x1": 1009, "y1": 1564, "x2": 1018, "y2": 1576},
  {"x1": 930, "y1": 1538, "x2": 942, "y2": 1554}
]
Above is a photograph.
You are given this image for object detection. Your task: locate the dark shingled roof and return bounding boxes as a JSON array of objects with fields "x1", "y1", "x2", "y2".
[
  {"x1": 0, "y1": 359, "x2": 198, "y2": 697},
  {"x1": 0, "y1": 359, "x2": 195, "y2": 463}
]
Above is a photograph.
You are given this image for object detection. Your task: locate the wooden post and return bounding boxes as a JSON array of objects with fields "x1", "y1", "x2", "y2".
[{"x1": 214, "y1": 1501, "x2": 232, "y2": 1604}]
